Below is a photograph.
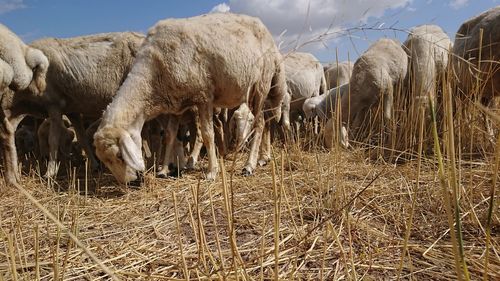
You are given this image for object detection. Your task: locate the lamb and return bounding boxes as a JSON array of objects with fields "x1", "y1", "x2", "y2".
[
  {"x1": 94, "y1": 13, "x2": 286, "y2": 183},
  {"x1": 403, "y1": 24, "x2": 451, "y2": 108},
  {"x1": 281, "y1": 52, "x2": 327, "y2": 131},
  {"x1": 339, "y1": 38, "x2": 408, "y2": 146},
  {"x1": 323, "y1": 61, "x2": 353, "y2": 90},
  {"x1": 26, "y1": 32, "x2": 145, "y2": 178},
  {"x1": 0, "y1": 23, "x2": 48, "y2": 94},
  {"x1": 303, "y1": 83, "x2": 350, "y2": 120}
]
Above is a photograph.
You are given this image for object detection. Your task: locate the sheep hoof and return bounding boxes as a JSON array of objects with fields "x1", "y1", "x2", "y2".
[
  {"x1": 186, "y1": 158, "x2": 196, "y2": 170},
  {"x1": 258, "y1": 159, "x2": 268, "y2": 167},
  {"x1": 156, "y1": 172, "x2": 168, "y2": 179},
  {"x1": 205, "y1": 171, "x2": 217, "y2": 181},
  {"x1": 241, "y1": 167, "x2": 253, "y2": 177},
  {"x1": 128, "y1": 171, "x2": 144, "y2": 187}
]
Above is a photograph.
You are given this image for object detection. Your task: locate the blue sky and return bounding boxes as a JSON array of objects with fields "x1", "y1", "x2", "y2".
[{"x1": 1, "y1": 0, "x2": 499, "y2": 63}]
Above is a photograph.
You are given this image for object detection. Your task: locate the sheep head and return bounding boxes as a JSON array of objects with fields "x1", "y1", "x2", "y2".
[
  {"x1": 302, "y1": 98, "x2": 316, "y2": 119},
  {"x1": 24, "y1": 47, "x2": 49, "y2": 94},
  {"x1": 323, "y1": 118, "x2": 349, "y2": 150},
  {"x1": 94, "y1": 126, "x2": 145, "y2": 184},
  {"x1": 228, "y1": 103, "x2": 254, "y2": 152}
]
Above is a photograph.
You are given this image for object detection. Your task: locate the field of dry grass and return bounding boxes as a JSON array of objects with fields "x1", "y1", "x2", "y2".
[
  {"x1": 1, "y1": 25, "x2": 499, "y2": 280},
  {"x1": 0, "y1": 135, "x2": 498, "y2": 280}
]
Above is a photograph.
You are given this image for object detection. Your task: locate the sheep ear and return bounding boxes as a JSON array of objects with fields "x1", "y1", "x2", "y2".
[{"x1": 119, "y1": 133, "x2": 145, "y2": 171}]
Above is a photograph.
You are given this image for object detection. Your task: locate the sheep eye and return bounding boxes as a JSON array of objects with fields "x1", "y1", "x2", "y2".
[{"x1": 116, "y1": 151, "x2": 123, "y2": 161}]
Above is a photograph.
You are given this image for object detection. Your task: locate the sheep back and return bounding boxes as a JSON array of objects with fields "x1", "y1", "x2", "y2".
[
  {"x1": 452, "y1": 6, "x2": 500, "y2": 103},
  {"x1": 29, "y1": 32, "x2": 145, "y2": 116},
  {"x1": 129, "y1": 13, "x2": 283, "y2": 116}
]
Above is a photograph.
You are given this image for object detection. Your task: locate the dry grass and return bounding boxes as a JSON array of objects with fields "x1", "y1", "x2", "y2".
[{"x1": 0, "y1": 142, "x2": 498, "y2": 280}]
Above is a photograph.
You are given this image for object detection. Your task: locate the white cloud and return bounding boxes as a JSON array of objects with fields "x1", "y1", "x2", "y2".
[
  {"x1": 210, "y1": 3, "x2": 230, "y2": 13},
  {"x1": 211, "y1": 0, "x2": 411, "y2": 51},
  {"x1": 449, "y1": 0, "x2": 469, "y2": 9},
  {"x1": 0, "y1": 0, "x2": 25, "y2": 14}
]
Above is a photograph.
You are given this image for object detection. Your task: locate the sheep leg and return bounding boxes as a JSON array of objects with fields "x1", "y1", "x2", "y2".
[
  {"x1": 67, "y1": 114, "x2": 100, "y2": 171},
  {"x1": 45, "y1": 110, "x2": 66, "y2": 178},
  {"x1": 0, "y1": 114, "x2": 24, "y2": 185},
  {"x1": 242, "y1": 112, "x2": 264, "y2": 176},
  {"x1": 198, "y1": 104, "x2": 218, "y2": 181},
  {"x1": 213, "y1": 113, "x2": 226, "y2": 157},
  {"x1": 187, "y1": 120, "x2": 203, "y2": 170},
  {"x1": 258, "y1": 121, "x2": 271, "y2": 166},
  {"x1": 157, "y1": 115, "x2": 180, "y2": 178}
]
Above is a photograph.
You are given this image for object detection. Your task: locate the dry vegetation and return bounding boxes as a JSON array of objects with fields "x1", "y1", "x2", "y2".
[
  {"x1": 0, "y1": 26, "x2": 499, "y2": 281},
  {"x1": 0, "y1": 122, "x2": 499, "y2": 280}
]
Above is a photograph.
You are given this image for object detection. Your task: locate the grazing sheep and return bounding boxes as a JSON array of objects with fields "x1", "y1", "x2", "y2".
[
  {"x1": 403, "y1": 24, "x2": 451, "y2": 108},
  {"x1": 281, "y1": 52, "x2": 327, "y2": 131},
  {"x1": 26, "y1": 32, "x2": 145, "y2": 178},
  {"x1": 0, "y1": 32, "x2": 144, "y2": 185},
  {"x1": 452, "y1": 6, "x2": 500, "y2": 104},
  {"x1": 227, "y1": 103, "x2": 255, "y2": 152},
  {"x1": 94, "y1": 13, "x2": 286, "y2": 183},
  {"x1": 15, "y1": 124, "x2": 36, "y2": 157},
  {"x1": 324, "y1": 61, "x2": 353, "y2": 90},
  {"x1": 0, "y1": 23, "x2": 48, "y2": 93},
  {"x1": 339, "y1": 38, "x2": 408, "y2": 146},
  {"x1": 37, "y1": 116, "x2": 76, "y2": 161},
  {"x1": 303, "y1": 83, "x2": 350, "y2": 120},
  {"x1": 0, "y1": 88, "x2": 48, "y2": 185},
  {"x1": 452, "y1": 6, "x2": 500, "y2": 143}
]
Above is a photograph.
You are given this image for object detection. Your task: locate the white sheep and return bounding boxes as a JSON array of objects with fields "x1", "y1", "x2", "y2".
[
  {"x1": 338, "y1": 38, "x2": 408, "y2": 147},
  {"x1": 0, "y1": 32, "x2": 144, "y2": 185},
  {"x1": 27, "y1": 32, "x2": 145, "y2": 178},
  {"x1": 0, "y1": 23, "x2": 48, "y2": 94},
  {"x1": 281, "y1": 52, "x2": 327, "y2": 131},
  {"x1": 94, "y1": 13, "x2": 286, "y2": 183},
  {"x1": 452, "y1": 6, "x2": 500, "y2": 143},
  {"x1": 227, "y1": 103, "x2": 255, "y2": 152},
  {"x1": 303, "y1": 83, "x2": 350, "y2": 120},
  {"x1": 403, "y1": 24, "x2": 451, "y2": 108},
  {"x1": 323, "y1": 61, "x2": 353, "y2": 90}
]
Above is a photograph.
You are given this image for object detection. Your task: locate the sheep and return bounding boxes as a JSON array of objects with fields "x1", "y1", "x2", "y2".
[
  {"x1": 37, "y1": 116, "x2": 76, "y2": 162},
  {"x1": 452, "y1": 6, "x2": 499, "y2": 104},
  {"x1": 26, "y1": 32, "x2": 145, "y2": 178},
  {"x1": 323, "y1": 61, "x2": 353, "y2": 90},
  {"x1": 339, "y1": 38, "x2": 408, "y2": 146},
  {"x1": 0, "y1": 32, "x2": 145, "y2": 185},
  {"x1": 227, "y1": 103, "x2": 255, "y2": 152},
  {"x1": 281, "y1": 52, "x2": 327, "y2": 131},
  {"x1": 0, "y1": 23, "x2": 48, "y2": 94},
  {"x1": 94, "y1": 13, "x2": 286, "y2": 184},
  {"x1": 403, "y1": 24, "x2": 451, "y2": 109},
  {"x1": 452, "y1": 6, "x2": 500, "y2": 141},
  {"x1": 15, "y1": 124, "x2": 36, "y2": 157},
  {"x1": 303, "y1": 83, "x2": 350, "y2": 120},
  {"x1": 0, "y1": 88, "x2": 48, "y2": 185}
]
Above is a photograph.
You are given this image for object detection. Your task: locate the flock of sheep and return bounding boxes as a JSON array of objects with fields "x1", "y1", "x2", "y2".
[{"x1": 0, "y1": 6, "x2": 498, "y2": 186}]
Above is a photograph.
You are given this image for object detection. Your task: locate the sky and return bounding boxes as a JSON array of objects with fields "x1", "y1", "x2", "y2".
[{"x1": 0, "y1": 0, "x2": 499, "y2": 64}]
